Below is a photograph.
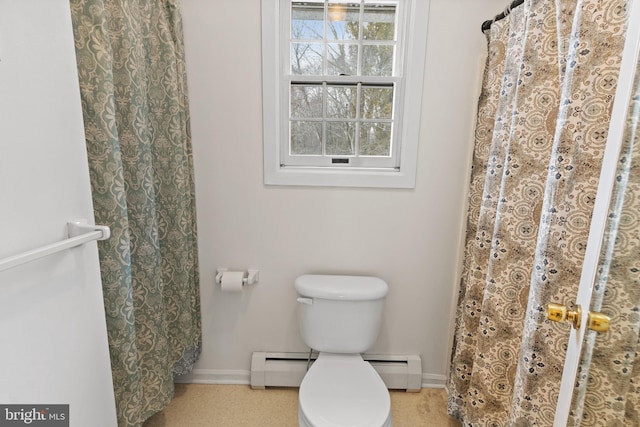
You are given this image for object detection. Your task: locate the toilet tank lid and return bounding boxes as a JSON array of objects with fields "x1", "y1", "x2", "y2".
[{"x1": 295, "y1": 275, "x2": 388, "y2": 301}]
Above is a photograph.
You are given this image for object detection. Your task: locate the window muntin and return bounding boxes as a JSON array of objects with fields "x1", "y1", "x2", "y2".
[{"x1": 285, "y1": 1, "x2": 401, "y2": 169}]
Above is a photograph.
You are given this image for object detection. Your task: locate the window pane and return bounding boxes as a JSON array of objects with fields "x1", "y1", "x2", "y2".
[
  {"x1": 292, "y1": 2, "x2": 324, "y2": 40},
  {"x1": 327, "y1": 43, "x2": 358, "y2": 76},
  {"x1": 327, "y1": 85, "x2": 357, "y2": 118},
  {"x1": 362, "y1": 44, "x2": 393, "y2": 76},
  {"x1": 326, "y1": 122, "x2": 355, "y2": 155},
  {"x1": 359, "y1": 122, "x2": 391, "y2": 156},
  {"x1": 291, "y1": 85, "x2": 323, "y2": 118},
  {"x1": 362, "y1": 5, "x2": 396, "y2": 41},
  {"x1": 292, "y1": 43, "x2": 324, "y2": 75},
  {"x1": 361, "y1": 86, "x2": 393, "y2": 119},
  {"x1": 327, "y1": 3, "x2": 360, "y2": 40},
  {"x1": 291, "y1": 121, "x2": 323, "y2": 154}
]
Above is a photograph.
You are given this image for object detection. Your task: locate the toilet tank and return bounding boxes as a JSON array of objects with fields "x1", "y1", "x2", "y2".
[{"x1": 295, "y1": 275, "x2": 388, "y2": 354}]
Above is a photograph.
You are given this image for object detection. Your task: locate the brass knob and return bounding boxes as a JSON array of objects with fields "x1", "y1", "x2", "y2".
[
  {"x1": 586, "y1": 312, "x2": 610, "y2": 333},
  {"x1": 547, "y1": 303, "x2": 581, "y2": 329},
  {"x1": 547, "y1": 303, "x2": 567, "y2": 322}
]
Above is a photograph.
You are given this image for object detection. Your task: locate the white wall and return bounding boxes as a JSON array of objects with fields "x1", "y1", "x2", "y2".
[
  {"x1": 180, "y1": 0, "x2": 506, "y2": 385},
  {"x1": 0, "y1": 1, "x2": 117, "y2": 424}
]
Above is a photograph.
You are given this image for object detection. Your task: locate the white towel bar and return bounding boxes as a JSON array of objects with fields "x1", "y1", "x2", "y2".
[{"x1": 0, "y1": 220, "x2": 110, "y2": 273}]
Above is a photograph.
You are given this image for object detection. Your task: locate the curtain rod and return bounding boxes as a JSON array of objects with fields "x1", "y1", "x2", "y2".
[{"x1": 481, "y1": 0, "x2": 525, "y2": 32}]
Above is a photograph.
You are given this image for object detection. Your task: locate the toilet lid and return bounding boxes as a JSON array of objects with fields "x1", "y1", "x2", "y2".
[{"x1": 299, "y1": 353, "x2": 391, "y2": 427}]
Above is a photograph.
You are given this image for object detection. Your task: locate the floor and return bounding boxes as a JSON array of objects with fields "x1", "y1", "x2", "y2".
[{"x1": 144, "y1": 384, "x2": 461, "y2": 426}]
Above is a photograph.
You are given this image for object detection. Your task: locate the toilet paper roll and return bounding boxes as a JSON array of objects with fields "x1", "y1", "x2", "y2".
[{"x1": 220, "y1": 271, "x2": 244, "y2": 293}]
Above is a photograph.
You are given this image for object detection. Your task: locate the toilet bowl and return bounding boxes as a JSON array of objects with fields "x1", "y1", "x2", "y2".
[
  {"x1": 295, "y1": 274, "x2": 391, "y2": 427},
  {"x1": 298, "y1": 353, "x2": 392, "y2": 427}
]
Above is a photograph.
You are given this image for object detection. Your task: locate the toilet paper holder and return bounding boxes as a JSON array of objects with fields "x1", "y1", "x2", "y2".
[{"x1": 215, "y1": 268, "x2": 260, "y2": 286}]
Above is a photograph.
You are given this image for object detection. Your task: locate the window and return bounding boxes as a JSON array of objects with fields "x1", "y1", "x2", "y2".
[{"x1": 262, "y1": 0, "x2": 429, "y2": 188}]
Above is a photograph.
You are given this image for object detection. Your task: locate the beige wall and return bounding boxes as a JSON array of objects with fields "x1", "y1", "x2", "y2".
[{"x1": 180, "y1": 0, "x2": 507, "y2": 385}]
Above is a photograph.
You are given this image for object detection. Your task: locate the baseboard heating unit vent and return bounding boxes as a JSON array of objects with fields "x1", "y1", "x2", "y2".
[{"x1": 250, "y1": 352, "x2": 422, "y2": 392}]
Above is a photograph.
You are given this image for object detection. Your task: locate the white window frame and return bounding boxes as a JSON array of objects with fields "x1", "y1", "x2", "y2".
[{"x1": 262, "y1": 0, "x2": 429, "y2": 188}]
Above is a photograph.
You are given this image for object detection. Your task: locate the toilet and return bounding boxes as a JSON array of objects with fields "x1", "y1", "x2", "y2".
[{"x1": 295, "y1": 274, "x2": 392, "y2": 427}]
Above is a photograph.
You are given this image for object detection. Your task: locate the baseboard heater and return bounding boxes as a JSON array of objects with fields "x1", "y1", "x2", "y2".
[{"x1": 250, "y1": 352, "x2": 422, "y2": 392}]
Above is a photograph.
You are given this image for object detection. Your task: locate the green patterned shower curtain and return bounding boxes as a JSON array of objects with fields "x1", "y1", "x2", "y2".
[
  {"x1": 447, "y1": 0, "x2": 632, "y2": 425},
  {"x1": 69, "y1": 1, "x2": 201, "y2": 425}
]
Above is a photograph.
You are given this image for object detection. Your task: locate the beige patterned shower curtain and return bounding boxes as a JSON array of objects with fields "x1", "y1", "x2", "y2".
[{"x1": 447, "y1": 0, "x2": 632, "y2": 425}]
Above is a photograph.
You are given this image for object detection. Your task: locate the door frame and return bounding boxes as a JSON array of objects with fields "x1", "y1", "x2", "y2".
[{"x1": 553, "y1": 1, "x2": 640, "y2": 425}]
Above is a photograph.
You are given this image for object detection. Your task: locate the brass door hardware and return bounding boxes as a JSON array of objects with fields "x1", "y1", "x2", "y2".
[
  {"x1": 547, "y1": 303, "x2": 582, "y2": 329},
  {"x1": 586, "y1": 311, "x2": 610, "y2": 333},
  {"x1": 546, "y1": 303, "x2": 610, "y2": 332}
]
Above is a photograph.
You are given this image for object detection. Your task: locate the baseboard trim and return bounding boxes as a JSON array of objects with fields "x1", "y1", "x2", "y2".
[
  {"x1": 422, "y1": 373, "x2": 446, "y2": 388},
  {"x1": 175, "y1": 369, "x2": 250, "y2": 385}
]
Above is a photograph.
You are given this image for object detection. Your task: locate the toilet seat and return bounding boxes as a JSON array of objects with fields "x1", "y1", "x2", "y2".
[{"x1": 298, "y1": 353, "x2": 392, "y2": 427}]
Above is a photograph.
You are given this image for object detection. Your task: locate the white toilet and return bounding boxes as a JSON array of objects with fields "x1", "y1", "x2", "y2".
[{"x1": 295, "y1": 274, "x2": 392, "y2": 427}]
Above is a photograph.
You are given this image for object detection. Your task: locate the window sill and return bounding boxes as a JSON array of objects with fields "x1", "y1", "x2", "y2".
[{"x1": 264, "y1": 165, "x2": 417, "y2": 189}]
